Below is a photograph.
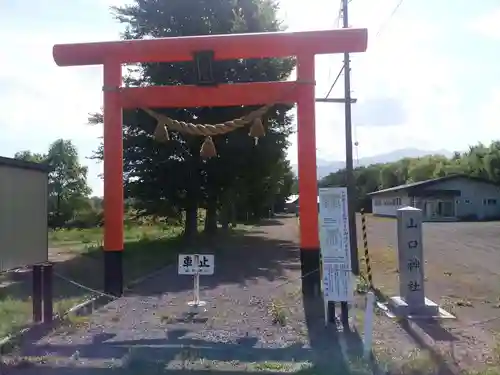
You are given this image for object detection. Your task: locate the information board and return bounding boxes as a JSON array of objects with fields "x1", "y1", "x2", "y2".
[{"x1": 318, "y1": 187, "x2": 353, "y2": 302}]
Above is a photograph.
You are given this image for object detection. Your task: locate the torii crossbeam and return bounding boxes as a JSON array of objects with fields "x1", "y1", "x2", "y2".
[{"x1": 53, "y1": 28, "x2": 368, "y2": 297}]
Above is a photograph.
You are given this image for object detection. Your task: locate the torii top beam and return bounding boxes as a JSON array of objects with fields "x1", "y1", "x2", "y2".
[{"x1": 53, "y1": 28, "x2": 368, "y2": 67}]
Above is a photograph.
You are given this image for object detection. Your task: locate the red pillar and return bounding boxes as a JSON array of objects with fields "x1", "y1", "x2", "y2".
[
  {"x1": 103, "y1": 60, "x2": 124, "y2": 296},
  {"x1": 296, "y1": 54, "x2": 320, "y2": 296}
]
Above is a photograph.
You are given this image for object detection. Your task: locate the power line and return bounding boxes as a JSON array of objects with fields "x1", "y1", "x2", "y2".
[
  {"x1": 326, "y1": 1, "x2": 345, "y2": 84},
  {"x1": 376, "y1": 0, "x2": 405, "y2": 37},
  {"x1": 324, "y1": 0, "x2": 344, "y2": 97},
  {"x1": 323, "y1": 0, "x2": 406, "y2": 99}
]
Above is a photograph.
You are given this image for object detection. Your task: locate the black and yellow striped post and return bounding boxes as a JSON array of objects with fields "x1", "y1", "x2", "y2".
[{"x1": 360, "y1": 208, "x2": 374, "y2": 290}]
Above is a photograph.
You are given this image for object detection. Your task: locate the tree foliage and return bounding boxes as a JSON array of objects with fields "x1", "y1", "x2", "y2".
[
  {"x1": 15, "y1": 139, "x2": 94, "y2": 228},
  {"x1": 319, "y1": 140, "x2": 500, "y2": 212},
  {"x1": 90, "y1": 0, "x2": 295, "y2": 237}
]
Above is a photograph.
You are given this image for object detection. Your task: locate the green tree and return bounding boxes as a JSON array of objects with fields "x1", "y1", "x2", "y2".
[
  {"x1": 46, "y1": 139, "x2": 92, "y2": 228},
  {"x1": 319, "y1": 140, "x2": 500, "y2": 212},
  {"x1": 91, "y1": 0, "x2": 295, "y2": 238},
  {"x1": 14, "y1": 151, "x2": 46, "y2": 163}
]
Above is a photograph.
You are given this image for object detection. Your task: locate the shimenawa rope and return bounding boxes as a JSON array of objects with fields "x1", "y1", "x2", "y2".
[{"x1": 140, "y1": 79, "x2": 313, "y2": 158}]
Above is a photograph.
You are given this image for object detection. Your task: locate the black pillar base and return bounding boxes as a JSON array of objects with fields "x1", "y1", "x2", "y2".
[
  {"x1": 300, "y1": 247, "x2": 320, "y2": 297},
  {"x1": 104, "y1": 251, "x2": 123, "y2": 297}
]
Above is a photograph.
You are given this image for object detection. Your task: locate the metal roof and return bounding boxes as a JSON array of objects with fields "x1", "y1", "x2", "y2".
[
  {"x1": 0, "y1": 156, "x2": 50, "y2": 173},
  {"x1": 285, "y1": 194, "x2": 320, "y2": 203},
  {"x1": 368, "y1": 174, "x2": 497, "y2": 196}
]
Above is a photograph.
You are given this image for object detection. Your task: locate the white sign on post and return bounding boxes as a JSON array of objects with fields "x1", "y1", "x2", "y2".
[
  {"x1": 178, "y1": 254, "x2": 215, "y2": 275},
  {"x1": 318, "y1": 187, "x2": 354, "y2": 307},
  {"x1": 178, "y1": 254, "x2": 215, "y2": 309}
]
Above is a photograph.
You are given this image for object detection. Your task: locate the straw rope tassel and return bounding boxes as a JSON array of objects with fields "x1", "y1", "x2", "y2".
[
  {"x1": 200, "y1": 136, "x2": 217, "y2": 159},
  {"x1": 249, "y1": 117, "x2": 266, "y2": 145}
]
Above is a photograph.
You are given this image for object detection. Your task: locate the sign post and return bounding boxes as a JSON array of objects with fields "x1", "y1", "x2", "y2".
[
  {"x1": 387, "y1": 207, "x2": 442, "y2": 317},
  {"x1": 318, "y1": 187, "x2": 354, "y2": 325},
  {"x1": 178, "y1": 254, "x2": 215, "y2": 309}
]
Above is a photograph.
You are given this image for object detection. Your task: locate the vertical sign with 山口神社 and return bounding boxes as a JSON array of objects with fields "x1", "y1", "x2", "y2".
[
  {"x1": 318, "y1": 187, "x2": 353, "y2": 302},
  {"x1": 397, "y1": 207, "x2": 425, "y2": 311}
]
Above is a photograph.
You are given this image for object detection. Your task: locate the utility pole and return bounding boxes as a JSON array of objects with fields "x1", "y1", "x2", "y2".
[{"x1": 342, "y1": 0, "x2": 359, "y2": 277}]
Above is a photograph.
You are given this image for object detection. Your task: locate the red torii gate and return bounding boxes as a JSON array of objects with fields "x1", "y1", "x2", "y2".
[{"x1": 52, "y1": 28, "x2": 368, "y2": 296}]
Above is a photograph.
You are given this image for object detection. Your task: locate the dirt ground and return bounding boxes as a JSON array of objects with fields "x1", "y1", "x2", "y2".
[
  {"x1": 359, "y1": 214, "x2": 500, "y2": 370},
  {"x1": 361, "y1": 215, "x2": 500, "y2": 329},
  {"x1": 1, "y1": 216, "x2": 498, "y2": 374}
]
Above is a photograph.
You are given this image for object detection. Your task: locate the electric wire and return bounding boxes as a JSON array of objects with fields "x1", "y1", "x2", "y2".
[{"x1": 323, "y1": 0, "x2": 406, "y2": 99}]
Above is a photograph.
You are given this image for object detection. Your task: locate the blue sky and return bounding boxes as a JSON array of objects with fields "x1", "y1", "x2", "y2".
[{"x1": 1, "y1": 0, "x2": 499, "y2": 196}]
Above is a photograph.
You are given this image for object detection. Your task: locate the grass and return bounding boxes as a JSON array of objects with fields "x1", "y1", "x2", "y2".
[
  {"x1": 269, "y1": 298, "x2": 287, "y2": 326},
  {"x1": 0, "y1": 222, "x2": 193, "y2": 339}
]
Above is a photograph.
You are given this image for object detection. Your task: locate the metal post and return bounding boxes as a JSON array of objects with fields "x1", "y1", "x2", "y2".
[
  {"x1": 194, "y1": 272, "x2": 200, "y2": 305},
  {"x1": 32, "y1": 265, "x2": 42, "y2": 323},
  {"x1": 342, "y1": 0, "x2": 359, "y2": 277},
  {"x1": 42, "y1": 263, "x2": 53, "y2": 323},
  {"x1": 339, "y1": 0, "x2": 358, "y2": 328},
  {"x1": 187, "y1": 255, "x2": 206, "y2": 309}
]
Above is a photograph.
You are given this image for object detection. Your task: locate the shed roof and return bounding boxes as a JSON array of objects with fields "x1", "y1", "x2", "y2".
[
  {"x1": 0, "y1": 156, "x2": 50, "y2": 173},
  {"x1": 285, "y1": 195, "x2": 320, "y2": 203},
  {"x1": 368, "y1": 174, "x2": 498, "y2": 196}
]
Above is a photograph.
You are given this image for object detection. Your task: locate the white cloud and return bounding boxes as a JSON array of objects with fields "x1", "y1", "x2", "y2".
[
  {"x1": 0, "y1": 23, "x2": 116, "y2": 194},
  {"x1": 468, "y1": 7, "x2": 500, "y2": 39}
]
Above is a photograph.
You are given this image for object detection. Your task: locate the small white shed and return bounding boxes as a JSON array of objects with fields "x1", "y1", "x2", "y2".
[{"x1": 0, "y1": 156, "x2": 49, "y2": 271}]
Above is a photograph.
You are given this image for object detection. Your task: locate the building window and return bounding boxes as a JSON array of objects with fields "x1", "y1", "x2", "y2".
[{"x1": 484, "y1": 198, "x2": 497, "y2": 206}]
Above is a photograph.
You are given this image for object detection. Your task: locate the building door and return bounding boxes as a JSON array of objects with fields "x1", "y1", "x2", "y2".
[
  {"x1": 437, "y1": 200, "x2": 455, "y2": 218},
  {"x1": 424, "y1": 201, "x2": 435, "y2": 219}
]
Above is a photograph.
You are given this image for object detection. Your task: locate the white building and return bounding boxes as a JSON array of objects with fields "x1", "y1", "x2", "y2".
[
  {"x1": 284, "y1": 194, "x2": 320, "y2": 215},
  {"x1": 369, "y1": 175, "x2": 500, "y2": 221}
]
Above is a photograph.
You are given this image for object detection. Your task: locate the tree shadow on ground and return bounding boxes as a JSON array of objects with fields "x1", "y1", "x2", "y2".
[
  {"x1": 12, "y1": 308, "x2": 376, "y2": 375},
  {"x1": 127, "y1": 226, "x2": 301, "y2": 297},
  {"x1": 242, "y1": 218, "x2": 285, "y2": 227},
  {"x1": 0, "y1": 218, "x2": 300, "y2": 305}
]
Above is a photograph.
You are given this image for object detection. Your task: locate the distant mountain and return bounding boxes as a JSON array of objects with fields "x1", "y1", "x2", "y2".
[{"x1": 291, "y1": 148, "x2": 454, "y2": 179}]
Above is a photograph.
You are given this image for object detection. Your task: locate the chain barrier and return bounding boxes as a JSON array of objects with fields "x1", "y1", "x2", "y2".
[
  {"x1": 53, "y1": 264, "x2": 321, "y2": 318},
  {"x1": 54, "y1": 272, "x2": 119, "y2": 301},
  {"x1": 55, "y1": 261, "x2": 500, "y2": 332}
]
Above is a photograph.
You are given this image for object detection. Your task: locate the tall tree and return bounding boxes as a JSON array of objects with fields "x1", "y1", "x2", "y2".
[
  {"x1": 46, "y1": 139, "x2": 92, "y2": 228},
  {"x1": 91, "y1": 0, "x2": 295, "y2": 237}
]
